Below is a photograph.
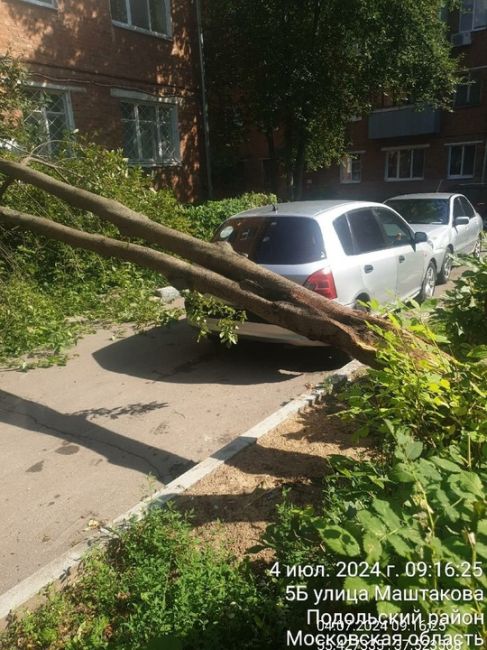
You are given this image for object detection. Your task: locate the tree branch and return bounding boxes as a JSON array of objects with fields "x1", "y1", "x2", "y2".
[{"x1": 0, "y1": 205, "x2": 380, "y2": 366}]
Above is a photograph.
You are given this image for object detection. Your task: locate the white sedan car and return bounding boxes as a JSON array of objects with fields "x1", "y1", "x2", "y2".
[{"x1": 385, "y1": 193, "x2": 483, "y2": 283}]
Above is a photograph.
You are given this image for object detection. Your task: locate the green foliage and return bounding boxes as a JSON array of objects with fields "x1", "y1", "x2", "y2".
[
  {"x1": 183, "y1": 290, "x2": 247, "y2": 346},
  {"x1": 0, "y1": 137, "x2": 272, "y2": 366},
  {"x1": 0, "y1": 508, "x2": 281, "y2": 650},
  {"x1": 206, "y1": 0, "x2": 459, "y2": 193},
  {"x1": 339, "y1": 310, "x2": 487, "y2": 465},
  {"x1": 0, "y1": 53, "x2": 35, "y2": 145},
  {"x1": 263, "y1": 447, "x2": 487, "y2": 646},
  {"x1": 432, "y1": 253, "x2": 487, "y2": 355},
  {"x1": 183, "y1": 193, "x2": 276, "y2": 241},
  {"x1": 0, "y1": 56, "x2": 275, "y2": 366},
  {"x1": 260, "y1": 262, "x2": 487, "y2": 646}
]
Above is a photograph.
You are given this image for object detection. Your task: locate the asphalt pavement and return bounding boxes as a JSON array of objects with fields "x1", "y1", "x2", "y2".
[
  {"x1": 0, "y1": 315, "x2": 349, "y2": 595},
  {"x1": 0, "y1": 262, "x2": 470, "y2": 598}
]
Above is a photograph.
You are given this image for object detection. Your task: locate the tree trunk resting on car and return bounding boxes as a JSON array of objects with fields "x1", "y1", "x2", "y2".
[{"x1": 0, "y1": 157, "x2": 424, "y2": 368}]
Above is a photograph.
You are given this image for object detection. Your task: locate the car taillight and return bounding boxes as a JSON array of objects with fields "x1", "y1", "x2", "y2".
[{"x1": 303, "y1": 268, "x2": 337, "y2": 299}]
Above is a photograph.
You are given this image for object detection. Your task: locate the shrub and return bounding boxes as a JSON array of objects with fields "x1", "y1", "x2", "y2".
[
  {"x1": 432, "y1": 254, "x2": 487, "y2": 355},
  {"x1": 1, "y1": 508, "x2": 281, "y2": 650},
  {"x1": 182, "y1": 193, "x2": 276, "y2": 241},
  {"x1": 0, "y1": 134, "x2": 274, "y2": 366},
  {"x1": 263, "y1": 441, "x2": 487, "y2": 646},
  {"x1": 338, "y1": 313, "x2": 487, "y2": 465}
]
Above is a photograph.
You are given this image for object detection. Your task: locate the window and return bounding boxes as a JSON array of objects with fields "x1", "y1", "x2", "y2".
[
  {"x1": 386, "y1": 199, "x2": 450, "y2": 225},
  {"x1": 25, "y1": 89, "x2": 74, "y2": 156},
  {"x1": 340, "y1": 154, "x2": 361, "y2": 183},
  {"x1": 214, "y1": 217, "x2": 326, "y2": 265},
  {"x1": 110, "y1": 0, "x2": 172, "y2": 37},
  {"x1": 120, "y1": 101, "x2": 179, "y2": 165},
  {"x1": 347, "y1": 209, "x2": 388, "y2": 254},
  {"x1": 459, "y1": 196, "x2": 475, "y2": 217},
  {"x1": 453, "y1": 197, "x2": 465, "y2": 218},
  {"x1": 459, "y1": 0, "x2": 487, "y2": 31},
  {"x1": 373, "y1": 208, "x2": 413, "y2": 247},
  {"x1": 455, "y1": 73, "x2": 482, "y2": 106},
  {"x1": 448, "y1": 144, "x2": 476, "y2": 178},
  {"x1": 19, "y1": 0, "x2": 56, "y2": 7},
  {"x1": 386, "y1": 148, "x2": 425, "y2": 181},
  {"x1": 333, "y1": 215, "x2": 354, "y2": 255}
]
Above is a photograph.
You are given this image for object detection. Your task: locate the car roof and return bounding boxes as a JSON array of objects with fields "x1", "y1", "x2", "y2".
[
  {"x1": 229, "y1": 200, "x2": 385, "y2": 220},
  {"x1": 386, "y1": 193, "x2": 457, "y2": 200}
]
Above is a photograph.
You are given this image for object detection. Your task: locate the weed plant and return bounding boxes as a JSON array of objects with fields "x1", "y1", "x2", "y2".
[{"x1": 0, "y1": 508, "x2": 282, "y2": 650}]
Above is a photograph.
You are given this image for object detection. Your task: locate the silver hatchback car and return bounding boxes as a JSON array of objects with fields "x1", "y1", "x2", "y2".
[{"x1": 202, "y1": 201, "x2": 434, "y2": 346}]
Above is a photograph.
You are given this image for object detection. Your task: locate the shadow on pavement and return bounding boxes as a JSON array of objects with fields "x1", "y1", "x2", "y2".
[
  {"x1": 176, "y1": 407, "x2": 364, "y2": 527},
  {"x1": 0, "y1": 389, "x2": 194, "y2": 481},
  {"x1": 93, "y1": 319, "x2": 351, "y2": 385}
]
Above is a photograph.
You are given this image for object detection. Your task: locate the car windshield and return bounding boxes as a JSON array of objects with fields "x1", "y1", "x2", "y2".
[
  {"x1": 385, "y1": 199, "x2": 450, "y2": 225},
  {"x1": 213, "y1": 216, "x2": 326, "y2": 264}
]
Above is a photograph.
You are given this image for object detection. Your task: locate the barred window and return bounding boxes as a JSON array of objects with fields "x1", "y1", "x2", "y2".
[
  {"x1": 25, "y1": 90, "x2": 74, "y2": 156},
  {"x1": 120, "y1": 101, "x2": 179, "y2": 165}
]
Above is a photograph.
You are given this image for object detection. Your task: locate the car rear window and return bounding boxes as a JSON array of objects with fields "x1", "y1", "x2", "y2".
[
  {"x1": 213, "y1": 216, "x2": 326, "y2": 264},
  {"x1": 386, "y1": 199, "x2": 449, "y2": 225}
]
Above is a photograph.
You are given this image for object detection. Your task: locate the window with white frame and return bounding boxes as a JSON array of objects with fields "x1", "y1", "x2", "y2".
[
  {"x1": 455, "y1": 72, "x2": 482, "y2": 106},
  {"x1": 459, "y1": 0, "x2": 487, "y2": 31},
  {"x1": 447, "y1": 143, "x2": 476, "y2": 178},
  {"x1": 385, "y1": 148, "x2": 425, "y2": 181},
  {"x1": 120, "y1": 101, "x2": 179, "y2": 165},
  {"x1": 110, "y1": 0, "x2": 172, "y2": 37},
  {"x1": 340, "y1": 154, "x2": 362, "y2": 183},
  {"x1": 24, "y1": 89, "x2": 74, "y2": 156}
]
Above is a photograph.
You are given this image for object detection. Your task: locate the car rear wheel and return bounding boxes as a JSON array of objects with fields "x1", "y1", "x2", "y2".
[
  {"x1": 437, "y1": 249, "x2": 453, "y2": 284},
  {"x1": 418, "y1": 262, "x2": 436, "y2": 302},
  {"x1": 353, "y1": 295, "x2": 370, "y2": 312}
]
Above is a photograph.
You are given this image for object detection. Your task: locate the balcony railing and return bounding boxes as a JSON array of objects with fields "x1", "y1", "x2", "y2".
[{"x1": 368, "y1": 106, "x2": 441, "y2": 139}]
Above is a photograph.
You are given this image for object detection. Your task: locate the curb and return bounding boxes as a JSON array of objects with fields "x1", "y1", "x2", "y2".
[{"x1": 0, "y1": 358, "x2": 364, "y2": 621}]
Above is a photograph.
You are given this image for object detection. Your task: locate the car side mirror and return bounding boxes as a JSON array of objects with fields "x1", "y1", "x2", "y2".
[
  {"x1": 454, "y1": 216, "x2": 469, "y2": 226},
  {"x1": 414, "y1": 231, "x2": 428, "y2": 243}
]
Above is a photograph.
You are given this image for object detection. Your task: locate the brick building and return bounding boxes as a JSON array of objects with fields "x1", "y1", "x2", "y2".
[
  {"x1": 229, "y1": 2, "x2": 487, "y2": 208},
  {"x1": 0, "y1": 0, "x2": 206, "y2": 200},
  {"x1": 309, "y1": 6, "x2": 487, "y2": 204}
]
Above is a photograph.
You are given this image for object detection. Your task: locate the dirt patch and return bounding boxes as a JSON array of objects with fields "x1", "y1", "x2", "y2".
[{"x1": 177, "y1": 397, "x2": 372, "y2": 560}]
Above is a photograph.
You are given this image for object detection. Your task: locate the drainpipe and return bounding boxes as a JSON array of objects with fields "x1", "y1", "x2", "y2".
[{"x1": 195, "y1": 0, "x2": 213, "y2": 199}]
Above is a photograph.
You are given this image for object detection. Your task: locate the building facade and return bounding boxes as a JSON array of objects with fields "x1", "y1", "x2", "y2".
[
  {"x1": 307, "y1": 2, "x2": 487, "y2": 206},
  {"x1": 223, "y1": 2, "x2": 487, "y2": 211},
  {"x1": 0, "y1": 0, "x2": 205, "y2": 200}
]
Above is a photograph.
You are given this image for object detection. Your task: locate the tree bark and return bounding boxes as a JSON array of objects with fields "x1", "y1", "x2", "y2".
[
  {"x1": 0, "y1": 157, "x2": 417, "y2": 367},
  {"x1": 293, "y1": 127, "x2": 307, "y2": 201},
  {"x1": 265, "y1": 129, "x2": 279, "y2": 197}
]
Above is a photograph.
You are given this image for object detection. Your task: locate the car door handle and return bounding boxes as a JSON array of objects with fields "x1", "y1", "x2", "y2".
[
  {"x1": 364, "y1": 264, "x2": 374, "y2": 273},
  {"x1": 398, "y1": 255, "x2": 405, "y2": 263}
]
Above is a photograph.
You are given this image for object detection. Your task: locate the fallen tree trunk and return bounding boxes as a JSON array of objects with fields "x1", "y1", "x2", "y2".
[{"x1": 0, "y1": 156, "x2": 419, "y2": 367}]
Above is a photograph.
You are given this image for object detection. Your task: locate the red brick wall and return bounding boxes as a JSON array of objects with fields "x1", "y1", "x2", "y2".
[{"x1": 0, "y1": 0, "x2": 204, "y2": 201}]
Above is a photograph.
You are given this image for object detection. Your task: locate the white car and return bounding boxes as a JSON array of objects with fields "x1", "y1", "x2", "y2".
[
  {"x1": 385, "y1": 193, "x2": 483, "y2": 283},
  {"x1": 194, "y1": 201, "x2": 435, "y2": 346}
]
